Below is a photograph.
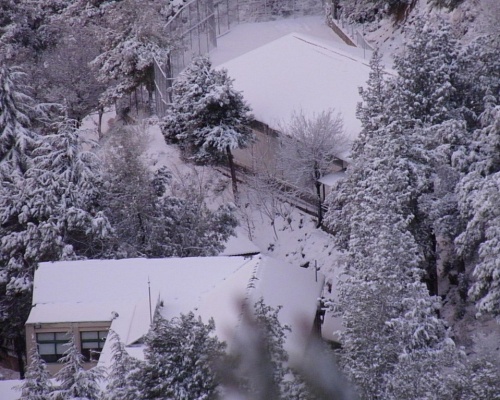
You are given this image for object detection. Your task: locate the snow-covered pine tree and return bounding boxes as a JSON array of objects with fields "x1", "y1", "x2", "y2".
[
  {"x1": 0, "y1": 63, "x2": 40, "y2": 378},
  {"x1": 325, "y1": 48, "x2": 459, "y2": 395},
  {"x1": 456, "y1": 33, "x2": 500, "y2": 129},
  {"x1": 128, "y1": 311, "x2": 226, "y2": 399},
  {"x1": 86, "y1": 0, "x2": 180, "y2": 107},
  {"x1": 105, "y1": 331, "x2": 140, "y2": 400},
  {"x1": 0, "y1": 110, "x2": 112, "y2": 378},
  {"x1": 390, "y1": 16, "x2": 460, "y2": 127},
  {"x1": 455, "y1": 99, "x2": 500, "y2": 319},
  {"x1": 28, "y1": 115, "x2": 113, "y2": 258},
  {"x1": 162, "y1": 55, "x2": 254, "y2": 197},
  {"x1": 0, "y1": 64, "x2": 37, "y2": 173},
  {"x1": 53, "y1": 334, "x2": 104, "y2": 400},
  {"x1": 334, "y1": 180, "x2": 457, "y2": 399},
  {"x1": 353, "y1": 48, "x2": 392, "y2": 158},
  {"x1": 17, "y1": 339, "x2": 53, "y2": 400}
]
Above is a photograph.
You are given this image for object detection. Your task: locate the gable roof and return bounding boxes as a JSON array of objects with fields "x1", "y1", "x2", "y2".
[
  {"x1": 27, "y1": 255, "x2": 324, "y2": 365},
  {"x1": 217, "y1": 32, "x2": 372, "y2": 144}
]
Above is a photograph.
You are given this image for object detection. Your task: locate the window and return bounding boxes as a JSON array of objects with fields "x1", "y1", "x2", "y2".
[
  {"x1": 80, "y1": 331, "x2": 107, "y2": 362},
  {"x1": 36, "y1": 332, "x2": 70, "y2": 363}
]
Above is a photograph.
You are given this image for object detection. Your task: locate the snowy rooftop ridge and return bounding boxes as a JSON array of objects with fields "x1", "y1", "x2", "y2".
[{"x1": 217, "y1": 32, "x2": 373, "y2": 146}]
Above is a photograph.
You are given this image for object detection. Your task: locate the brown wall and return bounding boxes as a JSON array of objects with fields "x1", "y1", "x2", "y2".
[
  {"x1": 233, "y1": 127, "x2": 281, "y2": 175},
  {"x1": 25, "y1": 321, "x2": 111, "y2": 375}
]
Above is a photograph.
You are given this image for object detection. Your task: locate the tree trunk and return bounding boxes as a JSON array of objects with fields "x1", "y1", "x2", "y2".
[
  {"x1": 98, "y1": 106, "x2": 104, "y2": 139},
  {"x1": 314, "y1": 162, "x2": 323, "y2": 228},
  {"x1": 332, "y1": 0, "x2": 339, "y2": 19},
  {"x1": 427, "y1": 233, "x2": 439, "y2": 297},
  {"x1": 226, "y1": 146, "x2": 238, "y2": 201},
  {"x1": 14, "y1": 335, "x2": 25, "y2": 379}
]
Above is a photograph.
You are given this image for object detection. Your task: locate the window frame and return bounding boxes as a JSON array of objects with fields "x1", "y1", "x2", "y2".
[
  {"x1": 80, "y1": 330, "x2": 107, "y2": 362},
  {"x1": 36, "y1": 332, "x2": 70, "y2": 363}
]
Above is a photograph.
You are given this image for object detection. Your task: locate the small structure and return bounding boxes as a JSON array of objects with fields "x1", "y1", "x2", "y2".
[
  {"x1": 217, "y1": 32, "x2": 372, "y2": 195},
  {"x1": 25, "y1": 255, "x2": 324, "y2": 374}
]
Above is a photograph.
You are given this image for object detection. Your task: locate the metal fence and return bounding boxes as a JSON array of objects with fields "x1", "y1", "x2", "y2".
[
  {"x1": 153, "y1": 0, "x2": 325, "y2": 116},
  {"x1": 239, "y1": 0, "x2": 324, "y2": 22}
]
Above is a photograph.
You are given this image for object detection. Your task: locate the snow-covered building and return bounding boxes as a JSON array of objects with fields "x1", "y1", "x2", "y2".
[
  {"x1": 25, "y1": 255, "x2": 324, "y2": 374},
  {"x1": 217, "y1": 32, "x2": 372, "y2": 195}
]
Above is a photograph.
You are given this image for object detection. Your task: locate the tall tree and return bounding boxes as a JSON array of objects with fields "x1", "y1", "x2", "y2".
[
  {"x1": 0, "y1": 64, "x2": 39, "y2": 378},
  {"x1": 328, "y1": 168, "x2": 456, "y2": 399},
  {"x1": 324, "y1": 38, "x2": 462, "y2": 398},
  {"x1": 0, "y1": 97, "x2": 112, "y2": 377},
  {"x1": 390, "y1": 16, "x2": 460, "y2": 127},
  {"x1": 456, "y1": 100, "x2": 500, "y2": 319},
  {"x1": 81, "y1": 0, "x2": 181, "y2": 107},
  {"x1": 162, "y1": 55, "x2": 254, "y2": 198},
  {"x1": 0, "y1": 64, "x2": 37, "y2": 173}
]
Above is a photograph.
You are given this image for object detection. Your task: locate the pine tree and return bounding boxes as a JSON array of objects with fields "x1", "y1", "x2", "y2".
[
  {"x1": 324, "y1": 38, "x2": 460, "y2": 398},
  {"x1": 390, "y1": 16, "x2": 460, "y2": 127},
  {"x1": 162, "y1": 55, "x2": 254, "y2": 197},
  {"x1": 17, "y1": 340, "x2": 53, "y2": 400},
  {"x1": 53, "y1": 334, "x2": 104, "y2": 400},
  {"x1": 86, "y1": 0, "x2": 180, "y2": 106},
  {"x1": 128, "y1": 311, "x2": 226, "y2": 400},
  {"x1": 0, "y1": 109, "x2": 112, "y2": 378},
  {"x1": 353, "y1": 48, "x2": 391, "y2": 158},
  {"x1": 105, "y1": 331, "x2": 140, "y2": 400},
  {"x1": 0, "y1": 63, "x2": 39, "y2": 378},
  {"x1": 456, "y1": 100, "x2": 500, "y2": 319},
  {"x1": 0, "y1": 64, "x2": 37, "y2": 173}
]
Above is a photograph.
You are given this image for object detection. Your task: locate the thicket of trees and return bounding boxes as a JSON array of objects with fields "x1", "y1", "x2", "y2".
[
  {"x1": 325, "y1": 15, "x2": 500, "y2": 399},
  {"x1": 2, "y1": 1, "x2": 499, "y2": 398},
  {"x1": 101, "y1": 123, "x2": 238, "y2": 258},
  {"x1": 0, "y1": 0, "x2": 239, "y2": 377}
]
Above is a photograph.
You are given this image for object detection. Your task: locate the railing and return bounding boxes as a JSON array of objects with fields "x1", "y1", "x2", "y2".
[
  {"x1": 325, "y1": 2, "x2": 374, "y2": 58},
  {"x1": 338, "y1": 13, "x2": 374, "y2": 55}
]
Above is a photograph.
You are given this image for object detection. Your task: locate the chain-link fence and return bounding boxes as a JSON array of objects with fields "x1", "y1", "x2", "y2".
[{"x1": 239, "y1": 0, "x2": 324, "y2": 22}]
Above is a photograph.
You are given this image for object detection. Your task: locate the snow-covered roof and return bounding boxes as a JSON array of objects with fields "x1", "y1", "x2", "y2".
[
  {"x1": 28, "y1": 255, "x2": 324, "y2": 366},
  {"x1": 217, "y1": 32, "x2": 372, "y2": 143},
  {"x1": 318, "y1": 170, "x2": 346, "y2": 187}
]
